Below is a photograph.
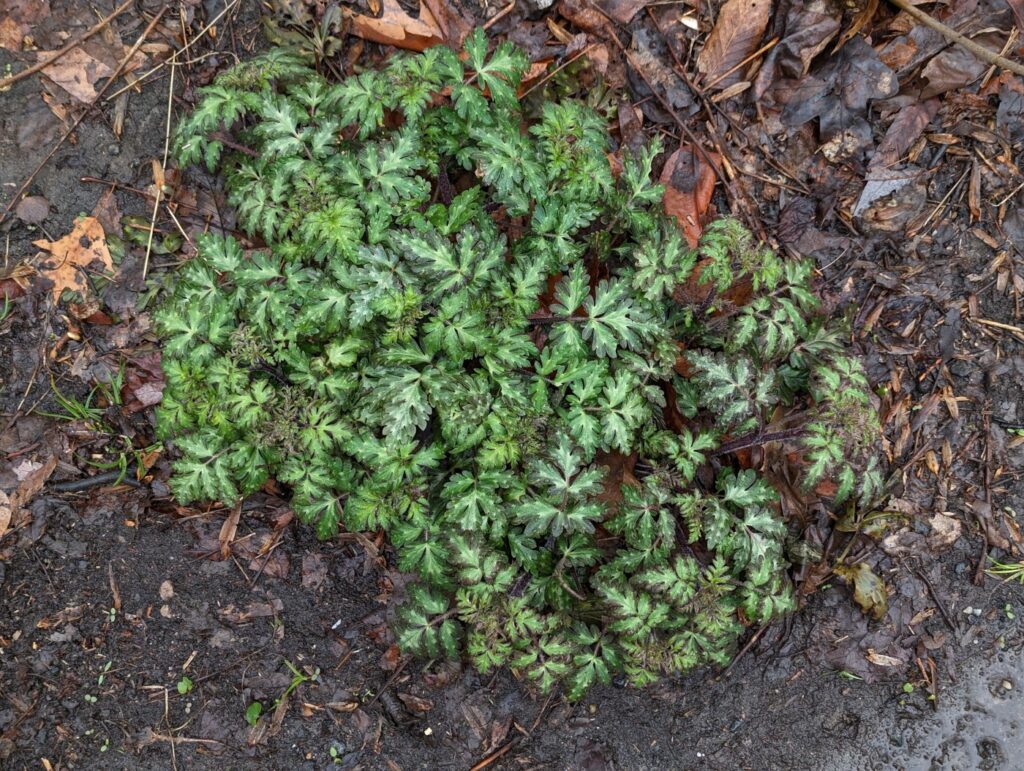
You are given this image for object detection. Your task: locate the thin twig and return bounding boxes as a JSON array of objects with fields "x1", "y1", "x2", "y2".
[
  {"x1": 973, "y1": 317, "x2": 1024, "y2": 340},
  {"x1": 144, "y1": 50, "x2": 176, "y2": 280},
  {"x1": 886, "y1": 0, "x2": 1024, "y2": 77},
  {"x1": 722, "y1": 623, "x2": 769, "y2": 677},
  {"x1": 362, "y1": 657, "x2": 411, "y2": 710},
  {"x1": 0, "y1": 0, "x2": 136, "y2": 90},
  {"x1": 0, "y1": 8, "x2": 167, "y2": 226},
  {"x1": 104, "y1": 0, "x2": 242, "y2": 103},
  {"x1": 712, "y1": 426, "x2": 806, "y2": 456},
  {"x1": 469, "y1": 738, "x2": 518, "y2": 771},
  {"x1": 519, "y1": 44, "x2": 597, "y2": 99},
  {"x1": 703, "y1": 36, "x2": 779, "y2": 89},
  {"x1": 914, "y1": 568, "x2": 957, "y2": 632},
  {"x1": 976, "y1": 399, "x2": 994, "y2": 586}
]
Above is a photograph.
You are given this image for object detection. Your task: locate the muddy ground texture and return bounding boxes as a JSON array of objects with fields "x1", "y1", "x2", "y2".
[{"x1": 2, "y1": 0, "x2": 1024, "y2": 768}]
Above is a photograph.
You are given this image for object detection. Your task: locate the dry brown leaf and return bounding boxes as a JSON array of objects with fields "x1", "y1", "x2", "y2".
[
  {"x1": 660, "y1": 144, "x2": 720, "y2": 247},
  {"x1": 37, "y1": 47, "x2": 113, "y2": 103},
  {"x1": 0, "y1": 491, "x2": 11, "y2": 542},
  {"x1": 559, "y1": 0, "x2": 617, "y2": 39},
  {"x1": 835, "y1": 562, "x2": 889, "y2": 621},
  {"x1": 346, "y1": 0, "x2": 444, "y2": 52},
  {"x1": 871, "y1": 99, "x2": 940, "y2": 169},
  {"x1": 1007, "y1": 0, "x2": 1024, "y2": 32},
  {"x1": 421, "y1": 0, "x2": 472, "y2": 46},
  {"x1": 2, "y1": 455, "x2": 58, "y2": 542},
  {"x1": 0, "y1": 0, "x2": 49, "y2": 51},
  {"x1": 397, "y1": 692, "x2": 434, "y2": 712},
  {"x1": 595, "y1": 0, "x2": 649, "y2": 24},
  {"x1": 33, "y1": 216, "x2": 112, "y2": 301},
  {"x1": 0, "y1": 18, "x2": 25, "y2": 51},
  {"x1": 92, "y1": 188, "x2": 123, "y2": 236},
  {"x1": 696, "y1": 0, "x2": 772, "y2": 89},
  {"x1": 865, "y1": 648, "x2": 903, "y2": 667},
  {"x1": 36, "y1": 605, "x2": 84, "y2": 629},
  {"x1": 834, "y1": 0, "x2": 879, "y2": 52},
  {"x1": 219, "y1": 503, "x2": 242, "y2": 559}
]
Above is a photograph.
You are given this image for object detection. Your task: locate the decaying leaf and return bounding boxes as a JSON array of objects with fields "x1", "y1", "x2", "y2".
[
  {"x1": 421, "y1": 0, "x2": 472, "y2": 47},
  {"x1": 0, "y1": 0, "x2": 50, "y2": 52},
  {"x1": 397, "y1": 692, "x2": 434, "y2": 713},
  {"x1": 345, "y1": 0, "x2": 444, "y2": 52},
  {"x1": 1, "y1": 455, "x2": 58, "y2": 541},
  {"x1": 927, "y1": 512, "x2": 962, "y2": 551},
  {"x1": 36, "y1": 47, "x2": 113, "y2": 103},
  {"x1": 627, "y1": 31, "x2": 693, "y2": 120},
  {"x1": 780, "y1": 37, "x2": 897, "y2": 156},
  {"x1": 835, "y1": 562, "x2": 889, "y2": 621},
  {"x1": 696, "y1": 0, "x2": 772, "y2": 89},
  {"x1": 301, "y1": 553, "x2": 328, "y2": 589},
  {"x1": 15, "y1": 195, "x2": 50, "y2": 225},
  {"x1": 660, "y1": 144, "x2": 720, "y2": 247},
  {"x1": 217, "y1": 598, "x2": 284, "y2": 624},
  {"x1": 0, "y1": 491, "x2": 11, "y2": 542},
  {"x1": 919, "y1": 32, "x2": 1003, "y2": 99},
  {"x1": 595, "y1": 0, "x2": 650, "y2": 25},
  {"x1": 833, "y1": 0, "x2": 879, "y2": 52},
  {"x1": 33, "y1": 215, "x2": 113, "y2": 301},
  {"x1": 870, "y1": 99, "x2": 940, "y2": 170},
  {"x1": 36, "y1": 605, "x2": 85, "y2": 629}
]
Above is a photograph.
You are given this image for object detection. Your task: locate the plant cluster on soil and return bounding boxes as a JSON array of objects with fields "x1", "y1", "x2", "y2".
[
  {"x1": 3, "y1": 0, "x2": 1024, "y2": 766},
  {"x1": 157, "y1": 31, "x2": 881, "y2": 697}
]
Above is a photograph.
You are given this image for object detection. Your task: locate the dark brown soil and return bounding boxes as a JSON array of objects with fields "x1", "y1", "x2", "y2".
[{"x1": 2, "y1": 2, "x2": 1024, "y2": 770}]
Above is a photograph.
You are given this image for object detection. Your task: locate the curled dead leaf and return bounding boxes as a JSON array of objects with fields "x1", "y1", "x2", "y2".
[
  {"x1": 397, "y1": 692, "x2": 434, "y2": 713},
  {"x1": 865, "y1": 648, "x2": 903, "y2": 667},
  {"x1": 660, "y1": 144, "x2": 720, "y2": 247}
]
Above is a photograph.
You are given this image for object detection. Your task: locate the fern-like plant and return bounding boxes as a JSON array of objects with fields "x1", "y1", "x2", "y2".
[{"x1": 159, "y1": 30, "x2": 882, "y2": 699}]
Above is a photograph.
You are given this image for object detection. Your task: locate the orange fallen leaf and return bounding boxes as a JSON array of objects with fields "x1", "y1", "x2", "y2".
[
  {"x1": 345, "y1": 0, "x2": 445, "y2": 52},
  {"x1": 33, "y1": 215, "x2": 112, "y2": 301},
  {"x1": 660, "y1": 144, "x2": 720, "y2": 247}
]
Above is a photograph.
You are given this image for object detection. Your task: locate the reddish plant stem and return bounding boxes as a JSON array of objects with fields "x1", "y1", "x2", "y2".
[{"x1": 712, "y1": 426, "x2": 806, "y2": 456}]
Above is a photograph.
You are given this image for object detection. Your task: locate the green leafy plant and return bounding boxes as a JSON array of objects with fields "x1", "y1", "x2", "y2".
[{"x1": 159, "y1": 31, "x2": 882, "y2": 698}]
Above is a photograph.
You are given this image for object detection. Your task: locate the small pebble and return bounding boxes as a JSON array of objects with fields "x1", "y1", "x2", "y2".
[{"x1": 1002, "y1": 680, "x2": 1013, "y2": 690}]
